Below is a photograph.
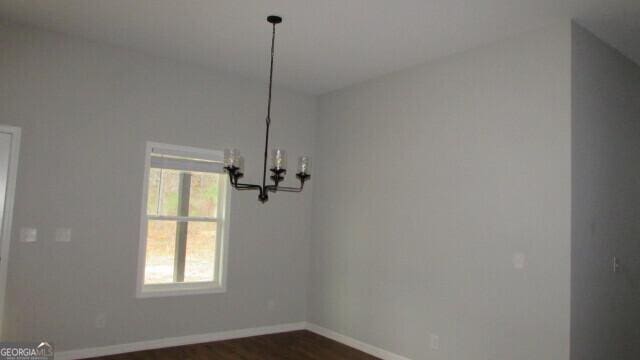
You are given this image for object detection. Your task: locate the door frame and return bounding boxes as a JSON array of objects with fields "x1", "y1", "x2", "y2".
[{"x1": 0, "y1": 125, "x2": 21, "y2": 338}]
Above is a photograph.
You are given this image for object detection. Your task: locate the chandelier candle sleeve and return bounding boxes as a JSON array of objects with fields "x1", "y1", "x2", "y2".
[
  {"x1": 272, "y1": 148, "x2": 287, "y2": 170},
  {"x1": 224, "y1": 148, "x2": 240, "y2": 168},
  {"x1": 298, "y1": 156, "x2": 311, "y2": 175}
]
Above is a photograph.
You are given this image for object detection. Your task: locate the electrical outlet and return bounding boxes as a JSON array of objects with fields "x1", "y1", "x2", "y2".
[
  {"x1": 513, "y1": 252, "x2": 526, "y2": 269},
  {"x1": 19, "y1": 228, "x2": 37, "y2": 243},
  {"x1": 613, "y1": 256, "x2": 621, "y2": 273},
  {"x1": 95, "y1": 313, "x2": 107, "y2": 329},
  {"x1": 430, "y1": 333, "x2": 440, "y2": 350}
]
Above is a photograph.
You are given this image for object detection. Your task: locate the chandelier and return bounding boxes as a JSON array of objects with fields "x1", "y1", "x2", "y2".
[{"x1": 223, "y1": 15, "x2": 311, "y2": 203}]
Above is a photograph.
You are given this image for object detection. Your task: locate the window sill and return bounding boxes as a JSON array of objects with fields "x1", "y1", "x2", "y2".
[{"x1": 136, "y1": 282, "x2": 226, "y2": 298}]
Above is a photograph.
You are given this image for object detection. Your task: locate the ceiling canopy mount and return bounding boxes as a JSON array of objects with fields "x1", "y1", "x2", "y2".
[{"x1": 267, "y1": 15, "x2": 282, "y2": 24}]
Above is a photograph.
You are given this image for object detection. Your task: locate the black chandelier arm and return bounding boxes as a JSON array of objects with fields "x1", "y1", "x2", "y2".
[
  {"x1": 225, "y1": 168, "x2": 260, "y2": 190},
  {"x1": 232, "y1": 183, "x2": 262, "y2": 191},
  {"x1": 224, "y1": 167, "x2": 269, "y2": 201},
  {"x1": 265, "y1": 173, "x2": 310, "y2": 193},
  {"x1": 265, "y1": 185, "x2": 304, "y2": 193}
]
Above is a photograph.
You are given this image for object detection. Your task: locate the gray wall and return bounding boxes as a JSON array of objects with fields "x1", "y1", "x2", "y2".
[
  {"x1": 0, "y1": 24, "x2": 315, "y2": 350},
  {"x1": 309, "y1": 23, "x2": 572, "y2": 360},
  {"x1": 8, "y1": 19, "x2": 634, "y2": 359},
  {"x1": 571, "y1": 23, "x2": 640, "y2": 360}
]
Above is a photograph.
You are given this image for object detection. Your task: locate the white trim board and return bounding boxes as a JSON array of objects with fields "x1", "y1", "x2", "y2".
[
  {"x1": 0, "y1": 125, "x2": 20, "y2": 339},
  {"x1": 54, "y1": 321, "x2": 411, "y2": 360},
  {"x1": 305, "y1": 323, "x2": 411, "y2": 360},
  {"x1": 55, "y1": 322, "x2": 306, "y2": 360}
]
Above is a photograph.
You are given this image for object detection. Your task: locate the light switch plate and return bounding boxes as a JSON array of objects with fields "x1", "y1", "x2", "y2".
[
  {"x1": 19, "y1": 227, "x2": 37, "y2": 243},
  {"x1": 95, "y1": 313, "x2": 107, "y2": 329},
  {"x1": 55, "y1": 228, "x2": 72, "y2": 242}
]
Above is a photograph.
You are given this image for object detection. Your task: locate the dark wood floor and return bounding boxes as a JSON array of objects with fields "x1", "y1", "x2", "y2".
[{"x1": 87, "y1": 330, "x2": 379, "y2": 360}]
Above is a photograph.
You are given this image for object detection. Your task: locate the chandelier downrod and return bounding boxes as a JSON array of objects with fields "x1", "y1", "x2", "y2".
[
  {"x1": 260, "y1": 16, "x2": 278, "y2": 202},
  {"x1": 224, "y1": 15, "x2": 311, "y2": 203}
]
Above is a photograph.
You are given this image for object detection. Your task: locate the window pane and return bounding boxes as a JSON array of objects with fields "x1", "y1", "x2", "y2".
[
  {"x1": 147, "y1": 168, "x2": 181, "y2": 216},
  {"x1": 184, "y1": 221, "x2": 217, "y2": 282},
  {"x1": 144, "y1": 220, "x2": 176, "y2": 284},
  {"x1": 188, "y1": 172, "x2": 220, "y2": 218},
  {"x1": 146, "y1": 168, "x2": 161, "y2": 215}
]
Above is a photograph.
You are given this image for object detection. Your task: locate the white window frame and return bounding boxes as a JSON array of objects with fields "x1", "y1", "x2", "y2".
[{"x1": 136, "y1": 142, "x2": 231, "y2": 298}]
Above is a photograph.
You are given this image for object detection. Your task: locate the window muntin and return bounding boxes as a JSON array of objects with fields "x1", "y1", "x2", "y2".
[{"x1": 137, "y1": 143, "x2": 229, "y2": 297}]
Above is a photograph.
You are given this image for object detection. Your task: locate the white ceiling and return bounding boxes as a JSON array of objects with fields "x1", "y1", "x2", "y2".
[{"x1": 0, "y1": 0, "x2": 638, "y2": 94}]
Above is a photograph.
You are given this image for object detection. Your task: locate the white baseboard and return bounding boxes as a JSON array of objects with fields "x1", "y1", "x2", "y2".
[
  {"x1": 54, "y1": 321, "x2": 409, "y2": 360},
  {"x1": 305, "y1": 322, "x2": 411, "y2": 360},
  {"x1": 55, "y1": 322, "x2": 306, "y2": 360}
]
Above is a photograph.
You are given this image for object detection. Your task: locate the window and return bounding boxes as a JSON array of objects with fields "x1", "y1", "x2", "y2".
[{"x1": 136, "y1": 142, "x2": 230, "y2": 297}]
